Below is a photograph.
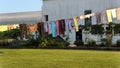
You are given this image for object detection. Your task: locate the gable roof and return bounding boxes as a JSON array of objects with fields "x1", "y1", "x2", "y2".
[{"x1": 0, "y1": 11, "x2": 41, "y2": 25}]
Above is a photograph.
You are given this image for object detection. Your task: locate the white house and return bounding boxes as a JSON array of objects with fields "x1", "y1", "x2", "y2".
[{"x1": 42, "y1": 0, "x2": 120, "y2": 44}]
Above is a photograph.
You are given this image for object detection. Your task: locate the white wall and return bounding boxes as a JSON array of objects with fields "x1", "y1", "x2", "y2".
[{"x1": 42, "y1": 0, "x2": 120, "y2": 44}]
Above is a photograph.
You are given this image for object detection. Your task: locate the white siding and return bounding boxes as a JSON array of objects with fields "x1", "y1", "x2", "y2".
[
  {"x1": 42, "y1": 0, "x2": 115, "y2": 23},
  {"x1": 42, "y1": 0, "x2": 120, "y2": 44}
]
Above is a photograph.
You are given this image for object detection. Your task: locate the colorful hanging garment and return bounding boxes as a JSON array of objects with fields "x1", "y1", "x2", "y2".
[
  {"x1": 59, "y1": 19, "x2": 65, "y2": 34},
  {"x1": 85, "y1": 14, "x2": 91, "y2": 19},
  {"x1": 101, "y1": 11, "x2": 107, "y2": 23},
  {"x1": 44, "y1": 22, "x2": 48, "y2": 32},
  {"x1": 96, "y1": 12, "x2": 101, "y2": 24},
  {"x1": 106, "y1": 10, "x2": 112, "y2": 23},
  {"x1": 111, "y1": 9, "x2": 117, "y2": 18},
  {"x1": 91, "y1": 13, "x2": 95, "y2": 16},
  {"x1": 27, "y1": 23, "x2": 38, "y2": 33},
  {"x1": 0, "y1": 25, "x2": 8, "y2": 32},
  {"x1": 51, "y1": 21, "x2": 57, "y2": 37},
  {"x1": 7, "y1": 24, "x2": 19, "y2": 30},
  {"x1": 65, "y1": 19, "x2": 72, "y2": 32},
  {"x1": 37, "y1": 22, "x2": 45, "y2": 37},
  {"x1": 79, "y1": 16, "x2": 84, "y2": 19},
  {"x1": 73, "y1": 17, "x2": 79, "y2": 32},
  {"x1": 117, "y1": 8, "x2": 120, "y2": 20},
  {"x1": 19, "y1": 24, "x2": 28, "y2": 40},
  {"x1": 7, "y1": 24, "x2": 14, "y2": 30},
  {"x1": 55, "y1": 20, "x2": 60, "y2": 36},
  {"x1": 48, "y1": 22, "x2": 52, "y2": 34}
]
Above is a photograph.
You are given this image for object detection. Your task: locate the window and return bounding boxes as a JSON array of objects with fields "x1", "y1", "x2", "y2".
[
  {"x1": 44, "y1": 15, "x2": 48, "y2": 21},
  {"x1": 84, "y1": 10, "x2": 92, "y2": 27}
]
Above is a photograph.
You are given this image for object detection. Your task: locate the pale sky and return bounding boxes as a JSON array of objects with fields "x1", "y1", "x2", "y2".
[{"x1": 0, "y1": 0, "x2": 42, "y2": 13}]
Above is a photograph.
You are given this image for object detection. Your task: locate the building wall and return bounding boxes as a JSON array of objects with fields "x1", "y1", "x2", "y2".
[
  {"x1": 42, "y1": 0, "x2": 120, "y2": 44},
  {"x1": 43, "y1": 0, "x2": 115, "y2": 22}
]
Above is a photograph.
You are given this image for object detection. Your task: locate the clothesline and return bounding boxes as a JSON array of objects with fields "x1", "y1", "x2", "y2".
[
  {"x1": 1, "y1": 7, "x2": 120, "y2": 38},
  {"x1": 46, "y1": 8, "x2": 120, "y2": 26}
]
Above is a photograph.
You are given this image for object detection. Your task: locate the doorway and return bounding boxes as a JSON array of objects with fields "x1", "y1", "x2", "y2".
[{"x1": 76, "y1": 29, "x2": 82, "y2": 40}]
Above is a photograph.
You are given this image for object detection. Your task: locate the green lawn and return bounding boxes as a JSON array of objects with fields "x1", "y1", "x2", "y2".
[{"x1": 0, "y1": 49, "x2": 120, "y2": 68}]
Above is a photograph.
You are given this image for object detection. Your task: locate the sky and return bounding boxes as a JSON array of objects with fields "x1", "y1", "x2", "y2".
[{"x1": 0, "y1": 0, "x2": 42, "y2": 13}]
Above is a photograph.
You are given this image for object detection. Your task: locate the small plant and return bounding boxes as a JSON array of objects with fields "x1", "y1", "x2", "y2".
[
  {"x1": 40, "y1": 38, "x2": 48, "y2": 47},
  {"x1": 74, "y1": 40, "x2": 84, "y2": 46},
  {"x1": 88, "y1": 40, "x2": 96, "y2": 46},
  {"x1": 101, "y1": 38, "x2": 107, "y2": 46},
  {"x1": 116, "y1": 39, "x2": 120, "y2": 47}
]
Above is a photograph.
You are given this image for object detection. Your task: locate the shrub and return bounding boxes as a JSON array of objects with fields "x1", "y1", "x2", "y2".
[
  {"x1": 116, "y1": 39, "x2": 120, "y2": 47},
  {"x1": 88, "y1": 40, "x2": 96, "y2": 46},
  {"x1": 0, "y1": 39, "x2": 13, "y2": 47},
  {"x1": 74, "y1": 40, "x2": 84, "y2": 46},
  {"x1": 39, "y1": 35, "x2": 69, "y2": 48},
  {"x1": 100, "y1": 38, "x2": 107, "y2": 46}
]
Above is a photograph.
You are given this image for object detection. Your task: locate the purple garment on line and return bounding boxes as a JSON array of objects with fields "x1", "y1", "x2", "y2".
[
  {"x1": 101, "y1": 11, "x2": 107, "y2": 23},
  {"x1": 48, "y1": 22, "x2": 52, "y2": 34},
  {"x1": 44, "y1": 22, "x2": 48, "y2": 32},
  {"x1": 96, "y1": 12, "x2": 101, "y2": 24},
  {"x1": 65, "y1": 19, "x2": 72, "y2": 32}
]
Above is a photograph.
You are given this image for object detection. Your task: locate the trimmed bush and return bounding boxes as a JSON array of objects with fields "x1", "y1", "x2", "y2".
[
  {"x1": 88, "y1": 40, "x2": 96, "y2": 46},
  {"x1": 116, "y1": 39, "x2": 120, "y2": 47},
  {"x1": 74, "y1": 40, "x2": 84, "y2": 46},
  {"x1": 100, "y1": 38, "x2": 107, "y2": 46},
  {"x1": 0, "y1": 39, "x2": 13, "y2": 47},
  {"x1": 39, "y1": 35, "x2": 69, "y2": 48}
]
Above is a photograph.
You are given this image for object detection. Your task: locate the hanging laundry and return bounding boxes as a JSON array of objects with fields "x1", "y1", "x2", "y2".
[
  {"x1": 86, "y1": 14, "x2": 91, "y2": 18},
  {"x1": 37, "y1": 22, "x2": 45, "y2": 37},
  {"x1": 48, "y1": 22, "x2": 52, "y2": 34},
  {"x1": 0, "y1": 25, "x2": 8, "y2": 32},
  {"x1": 117, "y1": 8, "x2": 120, "y2": 20},
  {"x1": 55, "y1": 20, "x2": 60, "y2": 36},
  {"x1": 7, "y1": 24, "x2": 14, "y2": 30},
  {"x1": 59, "y1": 19, "x2": 65, "y2": 34},
  {"x1": 111, "y1": 9, "x2": 117, "y2": 18},
  {"x1": 91, "y1": 13, "x2": 95, "y2": 16},
  {"x1": 27, "y1": 23, "x2": 38, "y2": 33},
  {"x1": 44, "y1": 22, "x2": 48, "y2": 32},
  {"x1": 73, "y1": 17, "x2": 79, "y2": 32},
  {"x1": 8, "y1": 24, "x2": 19, "y2": 30},
  {"x1": 83, "y1": 15, "x2": 87, "y2": 19},
  {"x1": 65, "y1": 19, "x2": 72, "y2": 32},
  {"x1": 79, "y1": 16, "x2": 84, "y2": 19},
  {"x1": 101, "y1": 11, "x2": 107, "y2": 23},
  {"x1": 51, "y1": 21, "x2": 57, "y2": 37},
  {"x1": 19, "y1": 24, "x2": 28, "y2": 40},
  {"x1": 106, "y1": 10, "x2": 112, "y2": 23},
  {"x1": 96, "y1": 12, "x2": 101, "y2": 24}
]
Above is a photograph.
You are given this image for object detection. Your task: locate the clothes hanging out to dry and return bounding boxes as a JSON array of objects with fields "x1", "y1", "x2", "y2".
[
  {"x1": 117, "y1": 8, "x2": 120, "y2": 20},
  {"x1": 37, "y1": 22, "x2": 45, "y2": 37},
  {"x1": 51, "y1": 21, "x2": 57, "y2": 37},
  {"x1": 19, "y1": 24, "x2": 28, "y2": 40},
  {"x1": 55, "y1": 20, "x2": 60, "y2": 36},
  {"x1": 65, "y1": 19, "x2": 72, "y2": 32},
  {"x1": 59, "y1": 19, "x2": 65, "y2": 34},
  {"x1": 73, "y1": 17, "x2": 79, "y2": 32},
  {"x1": 106, "y1": 10, "x2": 112, "y2": 23},
  {"x1": 101, "y1": 11, "x2": 107, "y2": 23},
  {"x1": 96, "y1": 12, "x2": 101, "y2": 24},
  {"x1": 27, "y1": 23, "x2": 38, "y2": 33}
]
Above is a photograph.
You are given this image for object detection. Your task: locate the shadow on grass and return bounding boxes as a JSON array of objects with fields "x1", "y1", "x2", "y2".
[{"x1": 0, "y1": 46, "x2": 120, "y2": 52}]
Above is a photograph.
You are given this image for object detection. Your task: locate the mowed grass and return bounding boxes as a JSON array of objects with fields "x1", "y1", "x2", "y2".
[{"x1": 0, "y1": 49, "x2": 120, "y2": 68}]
